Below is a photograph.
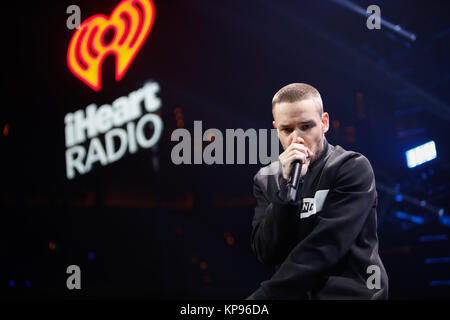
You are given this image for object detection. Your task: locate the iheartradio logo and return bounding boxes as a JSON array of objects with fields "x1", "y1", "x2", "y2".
[{"x1": 67, "y1": 0, "x2": 155, "y2": 91}]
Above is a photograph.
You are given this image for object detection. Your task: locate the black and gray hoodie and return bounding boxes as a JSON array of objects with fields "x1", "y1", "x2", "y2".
[{"x1": 250, "y1": 138, "x2": 388, "y2": 300}]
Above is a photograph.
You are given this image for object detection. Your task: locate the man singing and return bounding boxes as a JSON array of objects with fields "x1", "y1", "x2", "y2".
[{"x1": 247, "y1": 83, "x2": 388, "y2": 300}]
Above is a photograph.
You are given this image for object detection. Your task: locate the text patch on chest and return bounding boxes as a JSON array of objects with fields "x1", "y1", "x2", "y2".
[{"x1": 300, "y1": 189, "x2": 330, "y2": 219}]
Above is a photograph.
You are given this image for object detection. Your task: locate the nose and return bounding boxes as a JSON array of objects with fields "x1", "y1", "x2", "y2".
[{"x1": 291, "y1": 129, "x2": 304, "y2": 144}]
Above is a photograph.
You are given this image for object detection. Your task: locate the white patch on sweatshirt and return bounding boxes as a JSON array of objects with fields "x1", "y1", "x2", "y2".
[{"x1": 300, "y1": 189, "x2": 329, "y2": 219}]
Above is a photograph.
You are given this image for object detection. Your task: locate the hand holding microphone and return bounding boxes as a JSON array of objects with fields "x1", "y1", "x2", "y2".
[{"x1": 279, "y1": 137, "x2": 312, "y2": 202}]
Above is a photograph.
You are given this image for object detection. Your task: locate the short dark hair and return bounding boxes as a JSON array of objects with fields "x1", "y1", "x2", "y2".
[{"x1": 272, "y1": 83, "x2": 323, "y2": 116}]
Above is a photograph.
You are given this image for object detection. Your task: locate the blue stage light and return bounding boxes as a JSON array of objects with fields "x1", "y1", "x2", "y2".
[
  {"x1": 429, "y1": 280, "x2": 450, "y2": 286},
  {"x1": 406, "y1": 141, "x2": 437, "y2": 168},
  {"x1": 440, "y1": 215, "x2": 450, "y2": 227},
  {"x1": 88, "y1": 252, "x2": 95, "y2": 261},
  {"x1": 424, "y1": 257, "x2": 450, "y2": 264},
  {"x1": 395, "y1": 211, "x2": 424, "y2": 224},
  {"x1": 419, "y1": 234, "x2": 447, "y2": 242}
]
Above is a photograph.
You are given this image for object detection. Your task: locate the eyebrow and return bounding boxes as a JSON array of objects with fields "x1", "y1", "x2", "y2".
[{"x1": 279, "y1": 120, "x2": 315, "y2": 128}]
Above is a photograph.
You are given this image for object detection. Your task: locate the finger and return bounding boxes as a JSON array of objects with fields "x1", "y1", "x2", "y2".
[
  {"x1": 287, "y1": 142, "x2": 310, "y2": 154},
  {"x1": 285, "y1": 152, "x2": 307, "y2": 165},
  {"x1": 280, "y1": 149, "x2": 308, "y2": 168},
  {"x1": 287, "y1": 150, "x2": 308, "y2": 162},
  {"x1": 289, "y1": 145, "x2": 313, "y2": 162},
  {"x1": 279, "y1": 147, "x2": 302, "y2": 162}
]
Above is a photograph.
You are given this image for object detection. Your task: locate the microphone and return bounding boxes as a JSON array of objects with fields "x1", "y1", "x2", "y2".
[{"x1": 287, "y1": 160, "x2": 302, "y2": 203}]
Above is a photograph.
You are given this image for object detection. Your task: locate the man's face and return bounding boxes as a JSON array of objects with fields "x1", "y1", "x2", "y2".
[{"x1": 272, "y1": 99, "x2": 329, "y2": 164}]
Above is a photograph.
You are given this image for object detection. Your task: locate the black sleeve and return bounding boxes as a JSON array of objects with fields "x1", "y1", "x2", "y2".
[
  {"x1": 250, "y1": 172, "x2": 301, "y2": 267},
  {"x1": 246, "y1": 287, "x2": 268, "y2": 300},
  {"x1": 260, "y1": 154, "x2": 377, "y2": 299}
]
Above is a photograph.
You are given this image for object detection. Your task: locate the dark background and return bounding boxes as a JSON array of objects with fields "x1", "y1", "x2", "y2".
[{"x1": 1, "y1": 0, "x2": 449, "y2": 299}]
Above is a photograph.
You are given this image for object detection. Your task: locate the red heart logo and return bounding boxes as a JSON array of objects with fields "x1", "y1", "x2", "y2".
[{"x1": 67, "y1": 0, "x2": 155, "y2": 91}]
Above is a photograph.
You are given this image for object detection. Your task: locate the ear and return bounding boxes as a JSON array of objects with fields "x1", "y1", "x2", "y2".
[
  {"x1": 272, "y1": 121, "x2": 281, "y2": 139},
  {"x1": 322, "y1": 112, "x2": 329, "y2": 134}
]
